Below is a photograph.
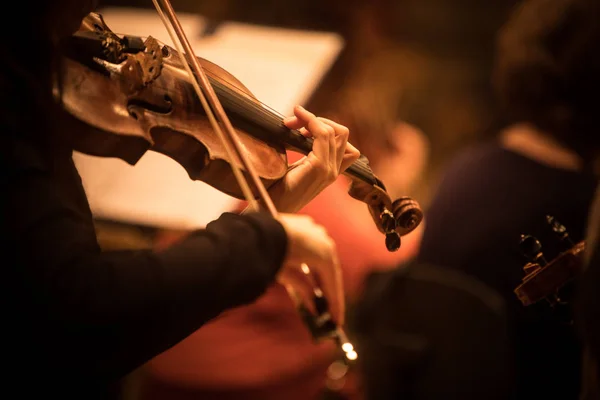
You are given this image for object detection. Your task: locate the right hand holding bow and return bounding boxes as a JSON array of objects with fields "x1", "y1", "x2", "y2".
[{"x1": 276, "y1": 213, "x2": 344, "y2": 326}]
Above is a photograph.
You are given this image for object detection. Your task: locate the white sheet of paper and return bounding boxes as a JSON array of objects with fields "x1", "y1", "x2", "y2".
[{"x1": 72, "y1": 6, "x2": 344, "y2": 230}]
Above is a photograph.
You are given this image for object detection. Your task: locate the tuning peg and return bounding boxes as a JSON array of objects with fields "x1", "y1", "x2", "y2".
[
  {"x1": 546, "y1": 215, "x2": 574, "y2": 251},
  {"x1": 379, "y1": 209, "x2": 401, "y2": 251},
  {"x1": 380, "y1": 209, "x2": 397, "y2": 233},
  {"x1": 385, "y1": 232, "x2": 401, "y2": 252},
  {"x1": 519, "y1": 234, "x2": 547, "y2": 266}
]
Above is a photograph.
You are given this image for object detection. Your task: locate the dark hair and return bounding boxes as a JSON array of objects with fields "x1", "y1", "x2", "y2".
[
  {"x1": 0, "y1": 0, "x2": 98, "y2": 143},
  {"x1": 492, "y1": 0, "x2": 600, "y2": 158}
]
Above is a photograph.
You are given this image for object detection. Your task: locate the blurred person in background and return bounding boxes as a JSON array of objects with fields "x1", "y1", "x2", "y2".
[
  {"x1": 577, "y1": 183, "x2": 600, "y2": 400},
  {"x1": 354, "y1": 0, "x2": 599, "y2": 398}
]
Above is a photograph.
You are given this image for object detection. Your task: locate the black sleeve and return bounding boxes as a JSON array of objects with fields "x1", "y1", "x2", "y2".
[{"x1": 5, "y1": 165, "x2": 287, "y2": 385}]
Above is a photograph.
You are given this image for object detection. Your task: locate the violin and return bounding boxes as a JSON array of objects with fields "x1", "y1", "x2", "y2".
[
  {"x1": 58, "y1": 3, "x2": 423, "y2": 361},
  {"x1": 61, "y1": 12, "x2": 423, "y2": 252},
  {"x1": 515, "y1": 216, "x2": 586, "y2": 310}
]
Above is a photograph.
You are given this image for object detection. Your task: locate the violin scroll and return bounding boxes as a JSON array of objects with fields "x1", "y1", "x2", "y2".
[
  {"x1": 64, "y1": 12, "x2": 290, "y2": 199},
  {"x1": 514, "y1": 216, "x2": 586, "y2": 307},
  {"x1": 348, "y1": 170, "x2": 423, "y2": 252}
]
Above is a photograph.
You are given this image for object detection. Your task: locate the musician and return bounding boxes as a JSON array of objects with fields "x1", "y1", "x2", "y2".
[
  {"x1": 577, "y1": 184, "x2": 600, "y2": 399},
  {"x1": 413, "y1": 0, "x2": 600, "y2": 398},
  {"x1": 1, "y1": 0, "x2": 359, "y2": 398}
]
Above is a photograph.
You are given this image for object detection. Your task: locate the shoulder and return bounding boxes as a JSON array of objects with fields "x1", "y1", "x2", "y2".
[
  {"x1": 427, "y1": 140, "x2": 509, "y2": 208},
  {"x1": 438, "y1": 140, "x2": 511, "y2": 185}
]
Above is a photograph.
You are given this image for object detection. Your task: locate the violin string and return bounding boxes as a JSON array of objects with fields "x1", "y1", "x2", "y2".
[
  {"x1": 149, "y1": 1, "x2": 357, "y2": 357},
  {"x1": 113, "y1": 33, "x2": 287, "y2": 119},
  {"x1": 118, "y1": 0, "x2": 356, "y2": 360},
  {"x1": 161, "y1": 0, "x2": 284, "y2": 216},
  {"x1": 204, "y1": 76, "x2": 377, "y2": 179},
  {"x1": 113, "y1": 33, "x2": 376, "y2": 181},
  {"x1": 151, "y1": 0, "x2": 261, "y2": 211},
  {"x1": 202, "y1": 74, "x2": 378, "y2": 179},
  {"x1": 206, "y1": 76, "x2": 378, "y2": 180}
]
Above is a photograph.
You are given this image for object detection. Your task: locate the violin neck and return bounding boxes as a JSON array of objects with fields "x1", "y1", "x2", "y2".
[
  {"x1": 207, "y1": 76, "x2": 380, "y2": 187},
  {"x1": 282, "y1": 129, "x2": 380, "y2": 187},
  {"x1": 65, "y1": 28, "x2": 380, "y2": 189}
]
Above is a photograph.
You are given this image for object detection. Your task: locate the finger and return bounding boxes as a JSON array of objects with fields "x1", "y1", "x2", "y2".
[
  {"x1": 291, "y1": 106, "x2": 355, "y2": 180},
  {"x1": 318, "y1": 119, "x2": 337, "y2": 169},
  {"x1": 282, "y1": 105, "x2": 318, "y2": 130},
  {"x1": 277, "y1": 267, "x2": 316, "y2": 315},
  {"x1": 319, "y1": 117, "x2": 351, "y2": 171},
  {"x1": 307, "y1": 128, "x2": 333, "y2": 169},
  {"x1": 281, "y1": 283, "x2": 317, "y2": 316},
  {"x1": 283, "y1": 120, "x2": 318, "y2": 137},
  {"x1": 298, "y1": 127, "x2": 311, "y2": 138},
  {"x1": 317, "y1": 117, "x2": 350, "y2": 138},
  {"x1": 283, "y1": 115, "x2": 303, "y2": 130},
  {"x1": 293, "y1": 106, "x2": 336, "y2": 142},
  {"x1": 280, "y1": 282, "x2": 302, "y2": 307},
  {"x1": 339, "y1": 141, "x2": 361, "y2": 173}
]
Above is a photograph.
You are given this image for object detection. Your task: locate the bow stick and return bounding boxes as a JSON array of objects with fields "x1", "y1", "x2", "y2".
[{"x1": 151, "y1": 0, "x2": 356, "y2": 361}]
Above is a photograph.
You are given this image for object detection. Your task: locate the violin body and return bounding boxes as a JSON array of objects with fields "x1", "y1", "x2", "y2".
[
  {"x1": 60, "y1": 12, "x2": 423, "y2": 250},
  {"x1": 63, "y1": 12, "x2": 288, "y2": 199}
]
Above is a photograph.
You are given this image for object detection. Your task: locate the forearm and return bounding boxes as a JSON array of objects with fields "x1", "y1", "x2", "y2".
[
  {"x1": 7, "y1": 162, "x2": 288, "y2": 381},
  {"x1": 14, "y1": 212, "x2": 287, "y2": 382},
  {"x1": 241, "y1": 161, "x2": 333, "y2": 214}
]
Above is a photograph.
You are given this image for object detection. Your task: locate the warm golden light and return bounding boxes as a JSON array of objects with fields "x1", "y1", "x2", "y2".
[{"x1": 301, "y1": 263, "x2": 310, "y2": 275}]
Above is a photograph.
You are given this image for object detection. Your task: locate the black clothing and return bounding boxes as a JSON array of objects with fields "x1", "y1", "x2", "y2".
[
  {"x1": 578, "y1": 184, "x2": 600, "y2": 400},
  {"x1": 1, "y1": 2, "x2": 289, "y2": 398},
  {"x1": 417, "y1": 141, "x2": 599, "y2": 399},
  {"x1": 353, "y1": 262, "x2": 512, "y2": 400},
  {"x1": 2, "y1": 136, "x2": 288, "y2": 398}
]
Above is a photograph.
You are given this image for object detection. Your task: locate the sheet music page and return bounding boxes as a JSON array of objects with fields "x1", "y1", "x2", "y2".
[{"x1": 73, "y1": 6, "x2": 344, "y2": 230}]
